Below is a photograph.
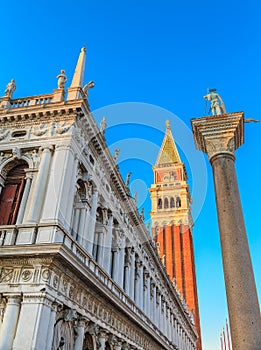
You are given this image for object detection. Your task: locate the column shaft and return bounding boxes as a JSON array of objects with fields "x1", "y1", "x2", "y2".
[
  {"x1": 73, "y1": 320, "x2": 86, "y2": 350},
  {"x1": 103, "y1": 216, "x2": 113, "y2": 273},
  {"x1": 25, "y1": 147, "x2": 53, "y2": 223},
  {"x1": 129, "y1": 251, "x2": 135, "y2": 299},
  {"x1": 0, "y1": 295, "x2": 21, "y2": 350},
  {"x1": 16, "y1": 174, "x2": 32, "y2": 224},
  {"x1": 211, "y1": 153, "x2": 261, "y2": 350},
  {"x1": 86, "y1": 191, "x2": 98, "y2": 255}
]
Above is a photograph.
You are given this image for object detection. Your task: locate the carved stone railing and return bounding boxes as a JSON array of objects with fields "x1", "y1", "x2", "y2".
[{"x1": 7, "y1": 94, "x2": 53, "y2": 108}]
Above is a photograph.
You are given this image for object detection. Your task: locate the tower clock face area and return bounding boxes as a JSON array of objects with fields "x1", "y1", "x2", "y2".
[{"x1": 157, "y1": 169, "x2": 180, "y2": 183}]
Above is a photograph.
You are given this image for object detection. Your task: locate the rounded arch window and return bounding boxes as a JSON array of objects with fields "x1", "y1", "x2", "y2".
[
  {"x1": 170, "y1": 197, "x2": 175, "y2": 208},
  {"x1": 157, "y1": 198, "x2": 162, "y2": 209},
  {"x1": 176, "y1": 196, "x2": 181, "y2": 208},
  {"x1": 164, "y1": 197, "x2": 169, "y2": 209}
]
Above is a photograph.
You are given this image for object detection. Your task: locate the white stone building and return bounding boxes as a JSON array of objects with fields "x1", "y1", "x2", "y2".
[{"x1": 0, "y1": 48, "x2": 197, "y2": 350}]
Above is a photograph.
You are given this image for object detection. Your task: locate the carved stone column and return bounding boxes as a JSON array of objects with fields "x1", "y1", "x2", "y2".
[
  {"x1": 111, "y1": 243, "x2": 119, "y2": 281},
  {"x1": 97, "y1": 330, "x2": 108, "y2": 350},
  {"x1": 86, "y1": 190, "x2": 99, "y2": 255},
  {"x1": 0, "y1": 297, "x2": 6, "y2": 334},
  {"x1": 114, "y1": 342, "x2": 122, "y2": 350},
  {"x1": 118, "y1": 234, "x2": 126, "y2": 288},
  {"x1": 0, "y1": 294, "x2": 21, "y2": 350},
  {"x1": 139, "y1": 264, "x2": 144, "y2": 310},
  {"x1": 25, "y1": 146, "x2": 53, "y2": 223},
  {"x1": 124, "y1": 246, "x2": 132, "y2": 294},
  {"x1": 134, "y1": 257, "x2": 141, "y2": 306},
  {"x1": 74, "y1": 317, "x2": 88, "y2": 350},
  {"x1": 16, "y1": 171, "x2": 33, "y2": 224},
  {"x1": 150, "y1": 281, "x2": 156, "y2": 322},
  {"x1": 103, "y1": 215, "x2": 114, "y2": 274},
  {"x1": 45, "y1": 302, "x2": 60, "y2": 350},
  {"x1": 129, "y1": 248, "x2": 135, "y2": 299},
  {"x1": 191, "y1": 112, "x2": 261, "y2": 350}
]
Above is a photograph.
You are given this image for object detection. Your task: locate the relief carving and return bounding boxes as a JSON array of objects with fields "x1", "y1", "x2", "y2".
[
  {"x1": 0, "y1": 267, "x2": 14, "y2": 283},
  {"x1": 21, "y1": 269, "x2": 33, "y2": 282},
  {"x1": 0, "y1": 128, "x2": 9, "y2": 141},
  {"x1": 32, "y1": 123, "x2": 48, "y2": 136}
]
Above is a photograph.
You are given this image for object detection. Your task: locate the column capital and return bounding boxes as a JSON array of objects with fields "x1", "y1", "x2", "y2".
[
  {"x1": 2, "y1": 293, "x2": 21, "y2": 305},
  {"x1": 191, "y1": 112, "x2": 244, "y2": 160},
  {"x1": 39, "y1": 145, "x2": 54, "y2": 153}
]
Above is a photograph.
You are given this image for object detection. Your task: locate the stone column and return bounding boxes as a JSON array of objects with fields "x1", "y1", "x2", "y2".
[
  {"x1": 114, "y1": 344, "x2": 122, "y2": 350},
  {"x1": 151, "y1": 281, "x2": 156, "y2": 322},
  {"x1": 97, "y1": 330, "x2": 107, "y2": 350},
  {"x1": 191, "y1": 112, "x2": 261, "y2": 350},
  {"x1": 123, "y1": 246, "x2": 132, "y2": 294},
  {"x1": 97, "y1": 226, "x2": 106, "y2": 266},
  {"x1": 134, "y1": 257, "x2": 141, "y2": 306},
  {"x1": 86, "y1": 191, "x2": 98, "y2": 255},
  {"x1": 45, "y1": 302, "x2": 59, "y2": 350},
  {"x1": 16, "y1": 172, "x2": 33, "y2": 224},
  {"x1": 129, "y1": 248, "x2": 135, "y2": 299},
  {"x1": 74, "y1": 318, "x2": 88, "y2": 350},
  {"x1": 143, "y1": 270, "x2": 150, "y2": 315},
  {"x1": 118, "y1": 235, "x2": 126, "y2": 288},
  {"x1": 0, "y1": 297, "x2": 6, "y2": 334},
  {"x1": 112, "y1": 246, "x2": 120, "y2": 282},
  {"x1": 139, "y1": 264, "x2": 144, "y2": 310},
  {"x1": 103, "y1": 215, "x2": 113, "y2": 273},
  {"x1": 0, "y1": 294, "x2": 21, "y2": 350},
  {"x1": 25, "y1": 146, "x2": 53, "y2": 223},
  {"x1": 72, "y1": 207, "x2": 81, "y2": 239},
  {"x1": 77, "y1": 207, "x2": 87, "y2": 245},
  {"x1": 158, "y1": 293, "x2": 162, "y2": 330}
]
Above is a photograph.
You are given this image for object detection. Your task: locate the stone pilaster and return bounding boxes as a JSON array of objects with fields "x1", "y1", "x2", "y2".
[
  {"x1": 191, "y1": 112, "x2": 261, "y2": 350},
  {"x1": 0, "y1": 294, "x2": 21, "y2": 350},
  {"x1": 25, "y1": 145, "x2": 54, "y2": 223}
]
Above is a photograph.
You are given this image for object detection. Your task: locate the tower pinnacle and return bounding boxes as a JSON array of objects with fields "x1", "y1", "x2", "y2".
[
  {"x1": 67, "y1": 47, "x2": 87, "y2": 100},
  {"x1": 156, "y1": 120, "x2": 181, "y2": 166}
]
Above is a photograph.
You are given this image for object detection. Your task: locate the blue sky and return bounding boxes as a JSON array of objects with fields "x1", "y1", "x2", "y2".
[{"x1": 1, "y1": 1, "x2": 261, "y2": 349}]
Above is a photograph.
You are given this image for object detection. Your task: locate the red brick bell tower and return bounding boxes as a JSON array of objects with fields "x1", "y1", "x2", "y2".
[{"x1": 149, "y1": 120, "x2": 202, "y2": 350}]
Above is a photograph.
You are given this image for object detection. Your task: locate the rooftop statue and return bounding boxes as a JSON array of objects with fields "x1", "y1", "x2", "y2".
[
  {"x1": 56, "y1": 70, "x2": 67, "y2": 89},
  {"x1": 83, "y1": 80, "x2": 95, "y2": 97},
  {"x1": 5, "y1": 79, "x2": 16, "y2": 98},
  {"x1": 113, "y1": 148, "x2": 120, "y2": 162},
  {"x1": 100, "y1": 117, "x2": 107, "y2": 135},
  {"x1": 204, "y1": 88, "x2": 226, "y2": 116},
  {"x1": 125, "y1": 171, "x2": 132, "y2": 186}
]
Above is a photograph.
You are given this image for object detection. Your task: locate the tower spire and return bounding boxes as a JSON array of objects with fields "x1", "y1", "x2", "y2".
[
  {"x1": 155, "y1": 120, "x2": 181, "y2": 166},
  {"x1": 67, "y1": 47, "x2": 86, "y2": 100}
]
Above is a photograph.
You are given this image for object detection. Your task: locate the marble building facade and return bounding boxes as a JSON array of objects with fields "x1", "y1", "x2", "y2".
[{"x1": 0, "y1": 48, "x2": 197, "y2": 350}]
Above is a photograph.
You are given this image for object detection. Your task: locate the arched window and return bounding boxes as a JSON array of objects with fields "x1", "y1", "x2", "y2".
[
  {"x1": 0, "y1": 162, "x2": 28, "y2": 225},
  {"x1": 164, "y1": 197, "x2": 169, "y2": 209},
  {"x1": 176, "y1": 196, "x2": 181, "y2": 208},
  {"x1": 157, "y1": 198, "x2": 162, "y2": 209},
  {"x1": 170, "y1": 197, "x2": 175, "y2": 208}
]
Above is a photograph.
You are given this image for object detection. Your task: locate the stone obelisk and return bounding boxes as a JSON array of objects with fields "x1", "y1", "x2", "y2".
[{"x1": 191, "y1": 110, "x2": 261, "y2": 350}]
